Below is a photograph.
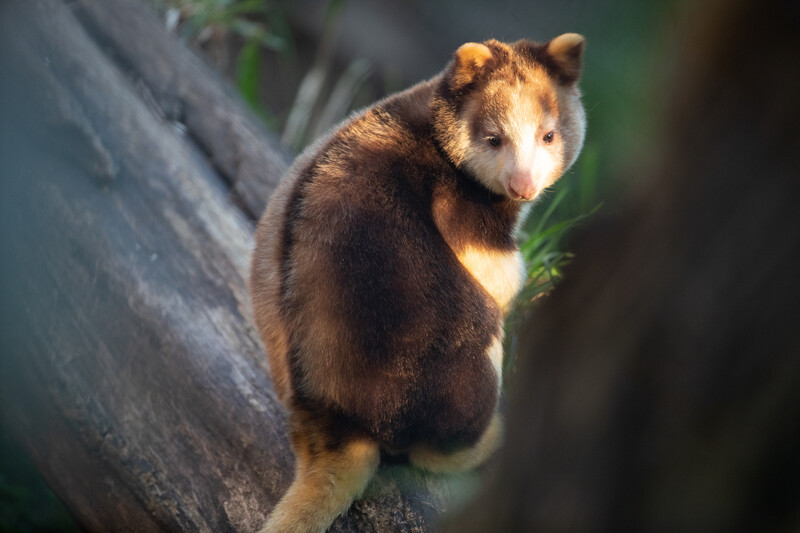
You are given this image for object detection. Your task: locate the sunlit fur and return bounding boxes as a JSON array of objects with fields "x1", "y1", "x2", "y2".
[
  {"x1": 456, "y1": 245, "x2": 526, "y2": 311},
  {"x1": 250, "y1": 34, "x2": 586, "y2": 533},
  {"x1": 438, "y1": 39, "x2": 586, "y2": 203}
]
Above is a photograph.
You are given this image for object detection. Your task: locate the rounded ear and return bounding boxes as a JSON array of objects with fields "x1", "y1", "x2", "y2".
[
  {"x1": 545, "y1": 33, "x2": 585, "y2": 85},
  {"x1": 451, "y1": 42, "x2": 494, "y2": 89}
]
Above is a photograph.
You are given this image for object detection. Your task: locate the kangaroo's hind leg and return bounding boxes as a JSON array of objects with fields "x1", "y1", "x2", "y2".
[{"x1": 260, "y1": 421, "x2": 380, "y2": 533}]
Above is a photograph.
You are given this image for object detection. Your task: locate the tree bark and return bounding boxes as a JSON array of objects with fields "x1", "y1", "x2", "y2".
[
  {"x1": 0, "y1": 0, "x2": 456, "y2": 531},
  {"x1": 72, "y1": 0, "x2": 292, "y2": 222}
]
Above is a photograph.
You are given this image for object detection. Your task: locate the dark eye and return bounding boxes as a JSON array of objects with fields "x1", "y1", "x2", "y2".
[
  {"x1": 543, "y1": 131, "x2": 556, "y2": 144},
  {"x1": 487, "y1": 135, "x2": 502, "y2": 148}
]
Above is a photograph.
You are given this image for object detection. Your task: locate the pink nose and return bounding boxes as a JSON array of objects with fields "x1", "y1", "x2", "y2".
[{"x1": 508, "y1": 173, "x2": 537, "y2": 201}]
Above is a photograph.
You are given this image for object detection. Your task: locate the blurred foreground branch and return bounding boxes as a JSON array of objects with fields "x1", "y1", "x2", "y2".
[{"x1": 449, "y1": 1, "x2": 800, "y2": 531}]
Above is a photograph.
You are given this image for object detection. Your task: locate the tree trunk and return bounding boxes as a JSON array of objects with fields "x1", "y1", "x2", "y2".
[{"x1": 0, "y1": 0, "x2": 455, "y2": 531}]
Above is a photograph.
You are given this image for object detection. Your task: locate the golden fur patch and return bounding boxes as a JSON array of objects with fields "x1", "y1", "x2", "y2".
[
  {"x1": 547, "y1": 33, "x2": 585, "y2": 61},
  {"x1": 455, "y1": 245, "x2": 525, "y2": 311},
  {"x1": 546, "y1": 33, "x2": 586, "y2": 84},
  {"x1": 453, "y1": 42, "x2": 494, "y2": 88}
]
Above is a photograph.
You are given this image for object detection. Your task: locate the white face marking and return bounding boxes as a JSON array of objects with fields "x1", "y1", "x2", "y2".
[{"x1": 462, "y1": 77, "x2": 569, "y2": 202}]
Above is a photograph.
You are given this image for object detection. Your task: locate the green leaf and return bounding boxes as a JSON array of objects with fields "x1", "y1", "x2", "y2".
[
  {"x1": 236, "y1": 40, "x2": 261, "y2": 109},
  {"x1": 533, "y1": 186, "x2": 569, "y2": 236}
]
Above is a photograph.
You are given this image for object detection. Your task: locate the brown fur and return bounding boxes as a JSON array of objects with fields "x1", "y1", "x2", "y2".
[
  {"x1": 250, "y1": 34, "x2": 586, "y2": 533},
  {"x1": 452, "y1": 42, "x2": 495, "y2": 88}
]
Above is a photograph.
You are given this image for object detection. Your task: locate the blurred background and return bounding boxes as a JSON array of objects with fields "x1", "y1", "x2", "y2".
[{"x1": 1, "y1": 0, "x2": 680, "y2": 530}]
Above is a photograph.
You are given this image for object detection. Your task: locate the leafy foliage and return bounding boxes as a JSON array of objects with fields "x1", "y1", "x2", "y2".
[
  {"x1": 160, "y1": 0, "x2": 291, "y2": 124},
  {"x1": 504, "y1": 190, "x2": 601, "y2": 378},
  {"x1": 168, "y1": 0, "x2": 288, "y2": 51}
]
